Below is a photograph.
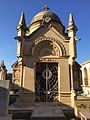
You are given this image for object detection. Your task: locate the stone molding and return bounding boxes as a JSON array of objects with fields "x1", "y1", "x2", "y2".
[{"x1": 31, "y1": 36, "x2": 67, "y2": 57}]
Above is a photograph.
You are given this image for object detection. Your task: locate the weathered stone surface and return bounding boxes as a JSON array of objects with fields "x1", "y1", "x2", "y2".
[
  {"x1": 9, "y1": 102, "x2": 75, "y2": 119},
  {"x1": 31, "y1": 107, "x2": 66, "y2": 120},
  {"x1": 0, "y1": 116, "x2": 9, "y2": 120},
  {"x1": 0, "y1": 80, "x2": 9, "y2": 117}
]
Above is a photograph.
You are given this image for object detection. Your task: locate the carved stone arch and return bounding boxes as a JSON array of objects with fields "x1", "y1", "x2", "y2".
[
  {"x1": 51, "y1": 37, "x2": 67, "y2": 56},
  {"x1": 32, "y1": 40, "x2": 60, "y2": 57},
  {"x1": 32, "y1": 36, "x2": 67, "y2": 57}
]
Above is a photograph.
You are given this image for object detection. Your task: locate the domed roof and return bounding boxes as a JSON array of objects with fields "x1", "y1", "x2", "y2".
[{"x1": 30, "y1": 11, "x2": 62, "y2": 24}]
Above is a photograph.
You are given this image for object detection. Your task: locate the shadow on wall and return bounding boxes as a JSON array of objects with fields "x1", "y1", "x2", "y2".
[
  {"x1": 9, "y1": 82, "x2": 77, "y2": 120},
  {"x1": 9, "y1": 83, "x2": 34, "y2": 119},
  {"x1": 9, "y1": 83, "x2": 34, "y2": 105}
]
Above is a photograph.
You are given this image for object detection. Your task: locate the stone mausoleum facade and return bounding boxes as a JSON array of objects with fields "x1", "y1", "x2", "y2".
[
  {"x1": 81, "y1": 60, "x2": 90, "y2": 95},
  {"x1": 12, "y1": 6, "x2": 82, "y2": 107}
]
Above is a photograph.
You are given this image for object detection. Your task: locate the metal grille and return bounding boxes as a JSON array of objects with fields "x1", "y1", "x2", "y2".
[{"x1": 35, "y1": 63, "x2": 58, "y2": 102}]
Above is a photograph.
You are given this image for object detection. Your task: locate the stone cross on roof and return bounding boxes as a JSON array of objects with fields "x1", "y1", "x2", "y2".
[{"x1": 43, "y1": 5, "x2": 49, "y2": 11}]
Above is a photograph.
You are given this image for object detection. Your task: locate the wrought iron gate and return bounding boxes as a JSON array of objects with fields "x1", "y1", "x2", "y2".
[{"x1": 35, "y1": 63, "x2": 58, "y2": 102}]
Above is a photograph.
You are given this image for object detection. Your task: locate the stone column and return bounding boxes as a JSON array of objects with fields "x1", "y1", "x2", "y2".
[
  {"x1": 87, "y1": 66, "x2": 90, "y2": 86},
  {"x1": 71, "y1": 89, "x2": 76, "y2": 108},
  {"x1": 0, "y1": 80, "x2": 10, "y2": 120},
  {"x1": 81, "y1": 68, "x2": 85, "y2": 87}
]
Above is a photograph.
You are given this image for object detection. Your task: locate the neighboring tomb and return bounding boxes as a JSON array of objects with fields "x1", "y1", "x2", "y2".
[
  {"x1": 81, "y1": 60, "x2": 90, "y2": 96},
  {"x1": 0, "y1": 61, "x2": 7, "y2": 80},
  {"x1": 0, "y1": 80, "x2": 9, "y2": 119}
]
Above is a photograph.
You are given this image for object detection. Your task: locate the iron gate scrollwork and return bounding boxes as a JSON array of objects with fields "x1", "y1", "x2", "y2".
[{"x1": 35, "y1": 63, "x2": 58, "y2": 102}]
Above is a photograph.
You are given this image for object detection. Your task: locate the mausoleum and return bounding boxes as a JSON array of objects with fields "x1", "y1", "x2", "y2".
[{"x1": 12, "y1": 6, "x2": 82, "y2": 107}]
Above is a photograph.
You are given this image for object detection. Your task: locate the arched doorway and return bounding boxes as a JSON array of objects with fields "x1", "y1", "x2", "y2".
[{"x1": 35, "y1": 62, "x2": 58, "y2": 102}]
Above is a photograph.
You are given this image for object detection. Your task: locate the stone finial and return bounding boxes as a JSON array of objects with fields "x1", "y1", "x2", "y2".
[
  {"x1": 67, "y1": 13, "x2": 77, "y2": 32},
  {"x1": 0, "y1": 60, "x2": 7, "y2": 80},
  {"x1": 43, "y1": 5, "x2": 49, "y2": 11},
  {"x1": 19, "y1": 12, "x2": 26, "y2": 26},
  {"x1": 17, "y1": 12, "x2": 27, "y2": 30}
]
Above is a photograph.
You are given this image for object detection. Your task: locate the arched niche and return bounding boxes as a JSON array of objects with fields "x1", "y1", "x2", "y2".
[
  {"x1": 32, "y1": 37, "x2": 67, "y2": 57},
  {"x1": 84, "y1": 67, "x2": 88, "y2": 85}
]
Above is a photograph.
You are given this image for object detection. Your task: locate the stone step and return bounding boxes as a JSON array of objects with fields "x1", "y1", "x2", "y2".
[{"x1": 31, "y1": 107, "x2": 66, "y2": 120}]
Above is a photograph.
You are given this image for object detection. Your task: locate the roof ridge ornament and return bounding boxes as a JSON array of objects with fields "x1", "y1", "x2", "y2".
[{"x1": 43, "y1": 5, "x2": 49, "y2": 11}]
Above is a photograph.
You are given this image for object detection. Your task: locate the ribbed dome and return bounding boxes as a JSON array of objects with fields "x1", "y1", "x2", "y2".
[
  {"x1": 30, "y1": 11, "x2": 62, "y2": 24},
  {"x1": 28, "y1": 10, "x2": 65, "y2": 35}
]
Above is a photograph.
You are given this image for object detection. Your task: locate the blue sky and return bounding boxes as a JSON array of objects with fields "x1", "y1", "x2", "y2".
[{"x1": 0, "y1": 0, "x2": 90, "y2": 72}]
